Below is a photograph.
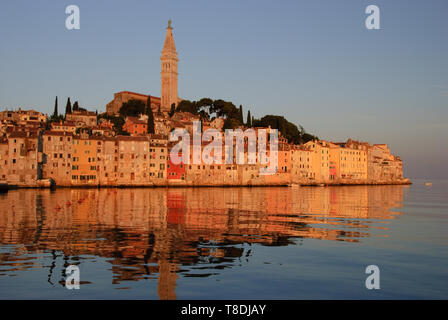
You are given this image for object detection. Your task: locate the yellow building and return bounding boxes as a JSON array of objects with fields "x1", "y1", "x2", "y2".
[
  {"x1": 72, "y1": 136, "x2": 98, "y2": 185},
  {"x1": 331, "y1": 140, "x2": 368, "y2": 180},
  {"x1": 290, "y1": 146, "x2": 312, "y2": 183},
  {"x1": 304, "y1": 140, "x2": 330, "y2": 182}
]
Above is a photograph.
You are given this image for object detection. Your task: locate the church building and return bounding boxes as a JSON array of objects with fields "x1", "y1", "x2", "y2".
[{"x1": 106, "y1": 20, "x2": 181, "y2": 115}]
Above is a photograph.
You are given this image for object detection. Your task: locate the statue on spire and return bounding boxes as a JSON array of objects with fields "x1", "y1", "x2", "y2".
[{"x1": 167, "y1": 19, "x2": 172, "y2": 29}]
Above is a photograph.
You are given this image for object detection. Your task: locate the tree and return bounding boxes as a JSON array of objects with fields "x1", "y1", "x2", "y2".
[
  {"x1": 72, "y1": 100, "x2": 79, "y2": 112},
  {"x1": 246, "y1": 110, "x2": 251, "y2": 127},
  {"x1": 252, "y1": 115, "x2": 318, "y2": 144},
  {"x1": 222, "y1": 117, "x2": 233, "y2": 130},
  {"x1": 238, "y1": 105, "x2": 243, "y2": 124},
  {"x1": 176, "y1": 99, "x2": 197, "y2": 114},
  {"x1": 65, "y1": 97, "x2": 71, "y2": 115},
  {"x1": 169, "y1": 103, "x2": 176, "y2": 117},
  {"x1": 119, "y1": 99, "x2": 146, "y2": 117},
  {"x1": 146, "y1": 96, "x2": 155, "y2": 134},
  {"x1": 145, "y1": 96, "x2": 152, "y2": 114},
  {"x1": 53, "y1": 96, "x2": 58, "y2": 118}
]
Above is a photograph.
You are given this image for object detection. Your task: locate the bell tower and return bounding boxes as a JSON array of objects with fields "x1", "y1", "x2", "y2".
[{"x1": 161, "y1": 19, "x2": 179, "y2": 111}]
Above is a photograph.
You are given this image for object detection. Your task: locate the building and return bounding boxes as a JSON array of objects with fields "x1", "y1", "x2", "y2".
[
  {"x1": 65, "y1": 110, "x2": 97, "y2": 127},
  {"x1": 290, "y1": 146, "x2": 311, "y2": 183},
  {"x1": 336, "y1": 140, "x2": 368, "y2": 180},
  {"x1": 167, "y1": 142, "x2": 186, "y2": 182},
  {"x1": 51, "y1": 120, "x2": 77, "y2": 134},
  {"x1": 304, "y1": 140, "x2": 330, "y2": 182},
  {"x1": 42, "y1": 131, "x2": 73, "y2": 186},
  {"x1": 71, "y1": 136, "x2": 99, "y2": 185},
  {"x1": 106, "y1": 20, "x2": 181, "y2": 116},
  {"x1": 7, "y1": 131, "x2": 41, "y2": 186},
  {"x1": 116, "y1": 136, "x2": 150, "y2": 186},
  {"x1": 149, "y1": 134, "x2": 168, "y2": 184},
  {"x1": 122, "y1": 116, "x2": 148, "y2": 136},
  {"x1": 0, "y1": 138, "x2": 8, "y2": 182},
  {"x1": 0, "y1": 108, "x2": 47, "y2": 124},
  {"x1": 161, "y1": 19, "x2": 180, "y2": 110},
  {"x1": 97, "y1": 137, "x2": 118, "y2": 185},
  {"x1": 368, "y1": 144, "x2": 403, "y2": 181},
  {"x1": 106, "y1": 91, "x2": 161, "y2": 116}
]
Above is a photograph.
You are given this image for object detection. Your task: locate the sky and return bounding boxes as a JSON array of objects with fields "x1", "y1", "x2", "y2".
[{"x1": 0, "y1": 0, "x2": 447, "y2": 179}]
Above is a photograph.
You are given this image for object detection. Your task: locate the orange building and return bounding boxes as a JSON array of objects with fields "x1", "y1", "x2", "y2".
[
  {"x1": 71, "y1": 136, "x2": 98, "y2": 185},
  {"x1": 122, "y1": 116, "x2": 148, "y2": 136}
]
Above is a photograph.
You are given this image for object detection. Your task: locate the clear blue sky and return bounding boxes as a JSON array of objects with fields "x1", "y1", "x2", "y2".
[{"x1": 0, "y1": 0, "x2": 447, "y2": 179}]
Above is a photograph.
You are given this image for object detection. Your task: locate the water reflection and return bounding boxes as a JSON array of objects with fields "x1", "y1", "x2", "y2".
[{"x1": 0, "y1": 185, "x2": 406, "y2": 299}]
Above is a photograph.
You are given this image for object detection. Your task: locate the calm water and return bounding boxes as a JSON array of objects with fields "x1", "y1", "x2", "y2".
[{"x1": 0, "y1": 180, "x2": 446, "y2": 299}]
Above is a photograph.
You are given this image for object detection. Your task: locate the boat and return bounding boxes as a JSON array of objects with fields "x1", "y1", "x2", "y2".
[{"x1": 424, "y1": 182, "x2": 432, "y2": 186}]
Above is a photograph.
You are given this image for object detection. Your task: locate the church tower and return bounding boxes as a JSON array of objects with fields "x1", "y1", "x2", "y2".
[{"x1": 161, "y1": 20, "x2": 179, "y2": 111}]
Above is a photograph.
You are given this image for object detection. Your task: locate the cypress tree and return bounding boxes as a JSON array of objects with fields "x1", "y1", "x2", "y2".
[
  {"x1": 147, "y1": 96, "x2": 155, "y2": 134},
  {"x1": 53, "y1": 96, "x2": 58, "y2": 117},
  {"x1": 169, "y1": 103, "x2": 176, "y2": 117},
  {"x1": 238, "y1": 105, "x2": 243, "y2": 124},
  {"x1": 72, "y1": 100, "x2": 79, "y2": 112},
  {"x1": 65, "y1": 97, "x2": 72, "y2": 115},
  {"x1": 246, "y1": 110, "x2": 251, "y2": 127}
]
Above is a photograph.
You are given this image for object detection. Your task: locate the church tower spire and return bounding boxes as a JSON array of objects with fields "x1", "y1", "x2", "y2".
[{"x1": 161, "y1": 19, "x2": 179, "y2": 111}]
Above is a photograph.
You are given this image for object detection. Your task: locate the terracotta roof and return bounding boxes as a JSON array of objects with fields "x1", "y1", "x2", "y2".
[
  {"x1": 43, "y1": 130, "x2": 74, "y2": 137},
  {"x1": 8, "y1": 131, "x2": 38, "y2": 138},
  {"x1": 116, "y1": 135, "x2": 149, "y2": 142},
  {"x1": 116, "y1": 91, "x2": 161, "y2": 101},
  {"x1": 125, "y1": 116, "x2": 147, "y2": 125},
  {"x1": 149, "y1": 134, "x2": 168, "y2": 140}
]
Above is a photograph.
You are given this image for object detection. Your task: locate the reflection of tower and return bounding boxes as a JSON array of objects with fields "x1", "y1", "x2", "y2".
[
  {"x1": 161, "y1": 19, "x2": 179, "y2": 110},
  {"x1": 157, "y1": 260, "x2": 178, "y2": 300}
]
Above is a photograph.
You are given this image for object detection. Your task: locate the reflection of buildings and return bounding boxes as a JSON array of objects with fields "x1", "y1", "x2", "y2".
[{"x1": 0, "y1": 185, "x2": 406, "y2": 299}]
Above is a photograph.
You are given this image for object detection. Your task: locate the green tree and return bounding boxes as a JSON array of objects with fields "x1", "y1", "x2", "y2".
[
  {"x1": 169, "y1": 103, "x2": 176, "y2": 117},
  {"x1": 53, "y1": 96, "x2": 58, "y2": 118},
  {"x1": 73, "y1": 100, "x2": 79, "y2": 112},
  {"x1": 119, "y1": 99, "x2": 146, "y2": 117},
  {"x1": 246, "y1": 110, "x2": 251, "y2": 127},
  {"x1": 65, "y1": 97, "x2": 71, "y2": 115},
  {"x1": 252, "y1": 115, "x2": 317, "y2": 144},
  {"x1": 146, "y1": 96, "x2": 155, "y2": 134},
  {"x1": 238, "y1": 105, "x2": 243, "y2": 123},
  {"x1": 222, "y1": 117, "x2": 233, "y2": 130},
  {"x1": 176, "y1": 100, "x2": 197, "y2": 114}
]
